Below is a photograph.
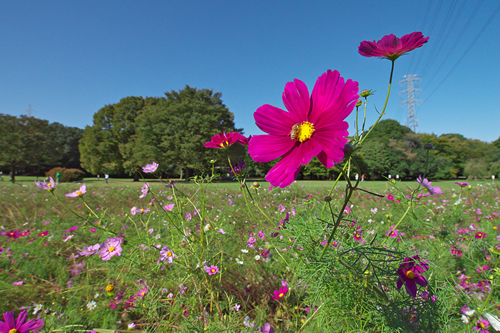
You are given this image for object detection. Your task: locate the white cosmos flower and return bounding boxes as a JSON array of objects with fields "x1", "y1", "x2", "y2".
[{"x1": 87, "y1": 300, "x2": 97, "y2": 310}]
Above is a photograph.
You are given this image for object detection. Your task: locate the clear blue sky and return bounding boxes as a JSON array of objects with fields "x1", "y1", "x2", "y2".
[{"x1": 1, "y1": 0, "x2": 499, "y2": 142}]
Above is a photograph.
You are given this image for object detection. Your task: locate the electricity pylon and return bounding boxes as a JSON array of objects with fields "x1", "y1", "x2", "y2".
[{"x1": 399, "y1": 75, "x2": 422, "y2": 132}]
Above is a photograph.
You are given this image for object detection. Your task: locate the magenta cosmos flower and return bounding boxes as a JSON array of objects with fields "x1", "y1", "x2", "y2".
[
  {"x1": 0, "y1": 310, "x2": 44, "y2": 333},
  {"x1": 396, "y1": 255, "x2": 428, "y2": 297},
  {"x1": 205, "y1": 265, "x2": 219, "y2": 275},
  {"x1": 248, "y1": 70, "x2": 359, "y2": 188},
  {"x1": 473, "y1": 317, "x2": 490, "y2": 332},
  {"x1": 142, "y1": 162, "x2": 158, "y2": 173},
  {"x1": 98, "y1": 237, "x2": 123, "y2": 261},
  {"x1": 272, "y1": 286, "x2": 288, "y2": 300},
  {"x1": 475, "y1": 231, "x2": 487, "y2": 239},
  {"x1": 205, "y1": 131, "x2": 245, "y2": 149},
  {"x1": 454, "y1": 181, "x2": 470, "y2": 187},
  {"x1": 35, "y1": 177, "x2": 56, "y2": 191},
  {"x1": 65, "y1": 184, "x2": 86, "y2": 198},
  {"x1": 358, "y1": 32, "x2": 429, "y2": 61}
]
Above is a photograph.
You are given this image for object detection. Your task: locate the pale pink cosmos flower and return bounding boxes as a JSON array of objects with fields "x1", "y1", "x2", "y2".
[
  {"x1": 358, "y1": 32, "x2": 429, "y2": 61},
  {"x1": 98, "y1": 237, "x2": 123, "y2": 261},
  {"x1": 248, "y1": 70, "x2": 359, "y2": 188},
  {"x1": 142, "y1": 162, "x2": 159, "y2": 173},
  {"x1": 130, "y1": 207, "x2": 150, "y2": 215},
  {"x1": 417, "y1": 176, "x2": 442, "y2": 195},
  {"x1": 79, "y1": 243, "x2": 101, "y2": 256},
  {"x1": 35, "y1": 177, "x2": 56, "y2": 191},
  {"x1": 65, "y1": 184, "x2": 86, "y2": 198},
  {"x1": 163, "y1": 203, "x2": 175, "y2": 211},
  {"x1": 139, "y1": 183, "x2": 149, "y2": 199}
]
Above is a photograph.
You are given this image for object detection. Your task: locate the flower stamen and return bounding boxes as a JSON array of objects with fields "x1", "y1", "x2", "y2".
[{"x1": 406, "y1": 271, "x2": 415, "y2": 279}]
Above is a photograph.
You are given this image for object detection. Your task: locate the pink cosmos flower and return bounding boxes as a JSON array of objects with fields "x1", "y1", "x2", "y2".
[
  {"x1": 473, "y1": 317, "x2": 490, "y2": 332},
  {"x1": 35, "y1": 177, "x2": 56, "y2": 191},
  {"x1": 248, "y1": 70, "x2": 359, "y2": 188},
  {"x1": 238, "y1": 135, "x2": 252, "y2": 147},
  {"x1": 79, "y1": 243, "x2": 100, "y2": 256},
  {"x1": 358, "y1": 32, "x2": 429, "y2": 61},
  {"x1": 0, "y1": 310, "x2": 44, "y2": 333},
  {"x1": 454, "y1": 182, "x2": 470, "y2": 187},
  {"x1": 37, "y1": 231, "x2": 48, "y2": 237},
  {"x1": 163, "y1": 203, "x2": 175, "y2": 211},
  {"x1": 205, "y1": 131, "x2": 246, "y2": 149},
  {"x1": 5, "y1": 229, "x2": 21, "y2": 239},
  {"x1": 272, "y1": 286, "x2": 288, "y2": 300},
  {"x1": 205, "y1": 265, "x2": 219, "y2": 275},
  {"x1": 417, "y1": 176, "x2": 442, "y2": 195},
  {"x1": 449, "y1": 246, "x2": 463, "y2": 258},
  {"x1": 12, "y1": 281, "x2": 23, "y2": 286},
  {"x1": 139, "y1": 183, "x2": 149, "y2": 199},
  {"x1": 396, "y1": 255, "x2": 428, "y2": 297},
  {"x1": 130, "y1": 207, "x2": 150, "y2": 215},
  {"x1": 475, "y1": 232, "x2": 487, "y2": 239},
  {"x1": 142, "y1": 162, "x2": 159, "y2": 173},
  {"x1": 65, "y1": 184, "x2": 86, "y2": 198},
  {"x1": 387, "y1": 194, "x2": 394, "y2": 201},
  {"x1": 385, "y1": 226, "x2": 399, "y2": 239},
  {"x1": 98, "y1": 237, "x2": 123, "y2": 261},
  {"x1": 159, "y1": 246, "x2": 175, "y2": 264}
]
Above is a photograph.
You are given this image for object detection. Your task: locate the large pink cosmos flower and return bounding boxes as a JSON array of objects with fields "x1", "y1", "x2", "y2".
[
  {"x1": 0, "y1": 310, "x2": 44, "y2": 333},
  {"x1": 358, "y1": 32, "x2": 429, "y2": 61},
  {"x1": 35, "y1": 177, "x2": 56, "y2": 191},
  {"x1": 65, "y1": 184, "x2": 86, "y2": 198},
  {"x1": 248, "y1": 70, "x2": 359, "y2": 188}
]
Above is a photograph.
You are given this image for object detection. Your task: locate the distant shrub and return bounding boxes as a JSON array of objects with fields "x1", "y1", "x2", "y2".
[{"x1": 46, "y1": 167, "x2": 85, "y2": 182}]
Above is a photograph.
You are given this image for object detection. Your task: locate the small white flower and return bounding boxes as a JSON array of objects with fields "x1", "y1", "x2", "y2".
[
  {"x1": 128, "y1": 322, "x2": 136, "y2": 330},
  {"x1": 255, "y1": 255, "x2": 261, "y2": 261},
  {"x1": 241, "y1": 249, "x2": 248, "y2": 253},
  {"x1": 33, "y1": 303, "x2": 43, "y2": 314},
  {"x1": 87, "y1": 300, "x2": 97, "y2": 310},
  {"x1": 94, "y1": 293, "x2": 100, "y2": 298},
  {"x1": 237, "y1": 260, "x2": 244, "y2": 265},
  {"x1": 204, "y1": 224, "x2": 210, "y2": 232}
]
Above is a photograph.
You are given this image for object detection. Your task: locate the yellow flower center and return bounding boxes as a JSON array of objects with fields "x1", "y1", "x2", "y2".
[
  {"x1": 140, "y1": 209, "x2": 144, "y2": 212},
  {"x1": 109, "y1": 246, "x2": 115, "y2": 252},
  {"x1": 278, "y1": 293, "x2": 284, "y2": 298},
  {"x1": 480, "y1": 323, "x2": 486, "y2": 328},
  {"x1": 9, "y1": 329, "x2": 18, "y2": 333},
  {"x1": 76, "y1": 191, "x2": 82, "y2": 196},
  {"x1": 406, "y1": 271, "x2": 415, "y2": 279},
  {"x1": 211, "y1": 269, "x2": 216, "y2": 273},
  {"x1": 167, "y1": 251, "x2": 172, "y2": 257},
  {"x1": 294, "y1": 122, "x2": 315, "y2": 143},
  {"x1": 106, "y1": 284, "x2": 114, "y2": 292}
]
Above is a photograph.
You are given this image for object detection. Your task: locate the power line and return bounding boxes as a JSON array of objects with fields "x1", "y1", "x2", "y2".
[
  {"x1": 420, "y1": 0, "x2": 459, "y2": 78},
  {"x1": 422, "y1": 3, "x2": 500, "y2": 105},
  {"x1": 411, "y1": 0, "x2": 444, "y2": 74},
  {"x1": 422, "y1": 0, "x2": 483, "y2": 91}
]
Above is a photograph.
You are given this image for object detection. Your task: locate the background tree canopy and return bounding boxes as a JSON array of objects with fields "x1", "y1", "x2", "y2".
[
  {"x1": 2, "y1": 104, "x2": 499, "y2": 182},
  {"x1": 79, "y1": 86, "x2": 244, "y2": 179}
]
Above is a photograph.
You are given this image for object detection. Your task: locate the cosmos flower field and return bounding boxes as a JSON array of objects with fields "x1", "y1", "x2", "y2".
[{"x1": 1, "y1": 178, "x2": 499, "y2": 332}]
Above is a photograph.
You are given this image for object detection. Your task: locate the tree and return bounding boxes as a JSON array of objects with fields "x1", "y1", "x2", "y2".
[
  {"x1": 79, "y1": 96, "x2": 157, "y2": 177},
  {"x1": 47, "y1": 123, "x2": 83, "y2": 169},
  {"x1": 0, "y1": 114, "x2": 53, "y2": 182}
]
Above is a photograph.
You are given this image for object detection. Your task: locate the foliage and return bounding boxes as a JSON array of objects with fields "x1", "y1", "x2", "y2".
[{"x1": 45, "y1": 167, "x2": 85, "y2": 182}]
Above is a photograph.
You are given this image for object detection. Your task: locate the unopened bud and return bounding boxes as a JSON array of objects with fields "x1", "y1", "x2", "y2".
[
  {"x1": 324, "y1": 196, "x2": 332, "y2": 202},
  {"x1": 424, "y1": 143, "x2": 433, "y2": 150},
  {"x1": 492, "y1": 244, "x2": 500, "y2": 255},
  {"x1": 252, "y1": 182, "x2": 260, "y2": 188},
  {"x1": 355, "y1": 100, "x2": 362, "y2": 107},
  {"x1": 343, "y1": 143, "x2": 353, "y2": 157},
  {"x1": 360, "y1": 89, "x2": 374, "y2": 98}
]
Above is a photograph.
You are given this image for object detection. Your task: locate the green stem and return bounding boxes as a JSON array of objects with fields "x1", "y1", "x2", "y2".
[
  {"x1": 359, "y1": 60, "x2": 394, "y2": 146},
  {"x1": 380, "y1": 203, "x2": 411, "y2": 247}
]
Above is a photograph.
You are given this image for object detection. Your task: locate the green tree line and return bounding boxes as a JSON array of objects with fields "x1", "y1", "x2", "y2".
[{"x1": 0, "y1": 114, "x2": 83, "y2": 182}]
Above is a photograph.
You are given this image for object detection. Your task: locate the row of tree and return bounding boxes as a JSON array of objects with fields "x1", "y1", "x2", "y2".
[
  {"x1": 2, "y1": 88, "x2": 499, "y2": 182},
  {"x1": 0, "y1": 114, "x2": 82, "y2": 181}
]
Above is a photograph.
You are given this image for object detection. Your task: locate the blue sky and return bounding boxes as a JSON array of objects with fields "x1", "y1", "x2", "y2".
[{"x1": 1, "y1": 0, "x2": 499, "y2": 142}]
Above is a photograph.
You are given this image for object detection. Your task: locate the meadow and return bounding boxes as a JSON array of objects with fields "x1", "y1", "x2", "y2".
[{"x1": 1, "y1": 177, "x2": 499, "y2": 332}]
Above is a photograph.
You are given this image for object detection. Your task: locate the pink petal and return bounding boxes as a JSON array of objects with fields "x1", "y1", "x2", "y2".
[
  {"x1": 358, "y1": 40, "x2": 382, "y2": 57},
  {"x1": 396, "y1": 278, "x2": 403, "y2": 290},
  {"x1": 309, "y1": 73, "x2": 358, "y2": 127},
  {"x1": 414, "y1": 275, "x2": 428, "y2": 288},
  {"x1": 377, "y1": 34, "x2": 401, "y2": 55},
  {"x1": 248, "y1": 135, "x2": 296, "y2": 163},
  {"x1": 404, "y1": 280, "x2": 417, "y2": 297},
  {"x1": 254, "y1": 104, "x2": 297, "y2": 136},
  {"x1": 400, "y1": 32, "x2": 429, "y2": 54},
  {"x1": 282, "y1": 79, "x2": 310, "y2": 122},
  {"x1": 2, "y1": 311, "x2": 15, "y2": 328}
]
